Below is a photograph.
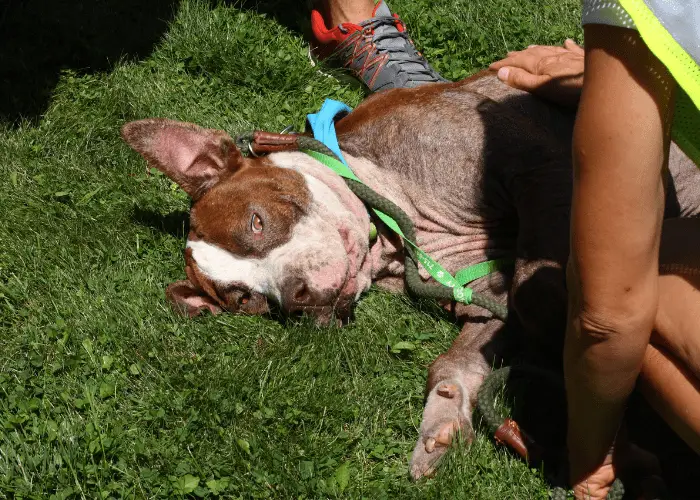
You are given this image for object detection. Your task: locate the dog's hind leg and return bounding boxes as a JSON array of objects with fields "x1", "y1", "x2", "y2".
[{"x1": 410, "y1": 315, "x2": 508, "y2": 479}]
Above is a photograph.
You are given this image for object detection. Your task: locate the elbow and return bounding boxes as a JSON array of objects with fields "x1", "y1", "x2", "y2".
[
  {"x1": 566, "y1": 304, "x2": 656, "y2": 378},
  {"x1": 566, "y1": 262, "x2": 659, "y2": 346},
  {"x1": 572, "y1": 305, "x2": 656, "y2": 346}
]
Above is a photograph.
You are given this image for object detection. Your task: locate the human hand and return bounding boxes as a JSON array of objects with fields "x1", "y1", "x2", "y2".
[
  {"x1": 571, "y1": 455, "x2": 615, "y2": 500},
  {"x1": 571, "y1": 441, "x2": 663, "y2": 500},
  {"x1": 489, "y1": 39, "x2": 584, "y2": 107}
]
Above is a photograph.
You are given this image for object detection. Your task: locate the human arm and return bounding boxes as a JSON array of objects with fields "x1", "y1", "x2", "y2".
[{"x1": 565, "y1": 24, "x2": 674, "y2": 499}]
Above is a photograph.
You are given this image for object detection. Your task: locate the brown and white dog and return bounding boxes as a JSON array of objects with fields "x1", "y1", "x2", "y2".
[{"x1": 122, "y1": 71, "x2": 700, "y2": 478}]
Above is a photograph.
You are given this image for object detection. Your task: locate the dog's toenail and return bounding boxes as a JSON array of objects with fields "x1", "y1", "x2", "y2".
[
  {"x1": 436, "y1": 423, "x2": 456, "y2": 445},
  {"x1": 437, "y1": 383, "x2": 457, "y2": 398},
  {"x1": 425, "y1": 437, "x2": 436, "y2": 453}
]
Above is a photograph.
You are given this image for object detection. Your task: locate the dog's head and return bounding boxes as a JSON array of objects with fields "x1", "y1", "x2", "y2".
[{"x1": 122, "y1": 119, "x2": 375, "y2": 324}]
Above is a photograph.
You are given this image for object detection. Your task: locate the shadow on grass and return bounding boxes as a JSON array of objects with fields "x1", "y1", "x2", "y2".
[
  {"x1": 0, "y1": 0, "x2": 178, "y2": 125},
  {"x1": 0, "y1": 0, "x2": 325, "y2": 126},
  {"x1": 131, "y1": 207, "x2": 190, "y2": 238},
  {"x1": 232, "y1": 0, "x2": 313, "y2": 38}
]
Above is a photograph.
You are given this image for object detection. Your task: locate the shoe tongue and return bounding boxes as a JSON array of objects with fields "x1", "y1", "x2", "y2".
[{"x1": 372, "y1": 1, "x2": 392, "y2": 17}]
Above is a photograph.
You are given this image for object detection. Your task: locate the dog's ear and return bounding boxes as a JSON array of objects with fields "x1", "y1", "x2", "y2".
[
  {"x1": 121, "y1": 118, "x2": 243, "y2": 200},
  {"x1": 166, "y1": 280, "x2": 223, "y2": 317}
]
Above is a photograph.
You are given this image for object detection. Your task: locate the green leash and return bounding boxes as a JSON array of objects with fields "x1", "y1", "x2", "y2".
[{"x1": 302, "y1": 148, "x2": 513, "y2": 317}]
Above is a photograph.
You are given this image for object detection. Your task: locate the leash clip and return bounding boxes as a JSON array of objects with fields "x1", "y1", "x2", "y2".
[{"x1": 247, "y1": 141, "x2": 260, "y2": 157}]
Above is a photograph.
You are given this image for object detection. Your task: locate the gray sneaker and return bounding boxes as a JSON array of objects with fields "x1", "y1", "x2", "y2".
[{"x1": 310, "y1": 1, "x2": 448, "y2": 92}]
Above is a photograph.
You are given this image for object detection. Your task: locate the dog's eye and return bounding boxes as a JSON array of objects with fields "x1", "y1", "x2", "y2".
[{"x1": 250, "y1": 213, "x2": 263, "y2": 233}]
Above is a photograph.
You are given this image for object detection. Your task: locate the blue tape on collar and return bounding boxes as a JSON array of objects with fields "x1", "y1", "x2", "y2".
[{"x1": 306, "y1": 98, "x2": 353, "y2": 165}]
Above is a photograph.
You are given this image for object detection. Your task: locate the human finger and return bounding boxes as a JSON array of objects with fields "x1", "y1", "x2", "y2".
[
  {"x1": 490, "y1": 50, "x2": 547, "y2": 72},
  {"x1": 564, "y1": 38, "x2": 585, "y2": 54},
  {"x1": 527, "y1": 44, "x2": 569, "y2": 53},
  {"x1": 495, "y1": 66, "x2": 551, "y2": 92},
  {"x1": 572, "y1": 463, "x2": 616, "y2": 500},
  {"x1": 490, "y1": 45, "x2": 569, "y2": 72}
]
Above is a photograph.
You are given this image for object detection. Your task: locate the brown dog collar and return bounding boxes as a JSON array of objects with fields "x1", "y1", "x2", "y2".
[{"x1": 241, "y1": 131, "x2": 301, "y2": 156}]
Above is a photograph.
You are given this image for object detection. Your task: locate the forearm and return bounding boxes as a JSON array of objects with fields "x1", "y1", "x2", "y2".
[
  {"x1": 565, "y1": 275, "x2": 659, "y2": 476},
  {"x1": 565, "y1": 25, "x2": 673, "y2": 481}
]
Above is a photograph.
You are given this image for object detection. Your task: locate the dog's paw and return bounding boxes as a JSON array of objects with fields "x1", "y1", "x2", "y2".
[{"x1": 409, "y1": 379, "x2": 474, "y2": 480}]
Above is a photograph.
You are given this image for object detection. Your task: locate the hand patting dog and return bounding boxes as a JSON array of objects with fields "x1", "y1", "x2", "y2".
[{"x1": 122, "y1": 71, "x2": 700, "y2": 478}]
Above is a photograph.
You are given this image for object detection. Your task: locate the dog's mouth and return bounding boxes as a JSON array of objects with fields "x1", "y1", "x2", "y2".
[{"x1": 281, "y1": 296, "x2": 355, "y2": 327}]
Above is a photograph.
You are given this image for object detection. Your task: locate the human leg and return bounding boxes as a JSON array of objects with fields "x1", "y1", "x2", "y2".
[
  {"x1": 633, "y1": 217, "x2": 700, "y2": 453},
  {"x1": 638, "y1": 344, "x2": 700, "y2": 454},
  {"x1": 317, "y1": 0, "x2": 375, "y2": 26},
  {"x1": 649, "y1": 217, "x2": 700, "y2": 380}
]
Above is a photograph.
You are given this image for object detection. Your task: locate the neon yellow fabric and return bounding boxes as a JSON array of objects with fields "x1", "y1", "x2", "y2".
[{"x1": 619, "y1": 0, "x2": 700, "y2": 167}]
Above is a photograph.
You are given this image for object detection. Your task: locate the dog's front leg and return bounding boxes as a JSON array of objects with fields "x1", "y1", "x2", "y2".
[{"x1": 410, "y1": 315, "x2": 507, "y2": 479}]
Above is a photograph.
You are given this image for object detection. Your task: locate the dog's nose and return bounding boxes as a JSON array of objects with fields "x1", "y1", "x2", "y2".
[
  {"x1": 292, "y1": 280, "x2": 310, "y2": 303},
  {"x1": 280, "y1": 277, "x2": 332, "y2": 312},
  {"x1": 281, "y1": 277, "x2": 313, "y2": 307}
]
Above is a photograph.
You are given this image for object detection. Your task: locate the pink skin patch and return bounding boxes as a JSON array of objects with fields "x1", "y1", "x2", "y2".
[
  {"x1": 270, "y1": 152, "x2": 371, "y2": 235},
  {"x1": 267, "y1": 152, "x2": 375, "y2": 303},
  {"x1": 336, "y1": 225, "x2": 362, "y2": 300}
]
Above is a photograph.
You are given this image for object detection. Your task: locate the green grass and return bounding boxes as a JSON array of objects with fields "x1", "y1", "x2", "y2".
[{"x1": 0, "y1": 1, "x2": 582, "y2": 497}]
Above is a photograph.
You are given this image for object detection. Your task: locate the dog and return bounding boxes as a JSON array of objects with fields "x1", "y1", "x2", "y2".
[{"x1": 121, "y1": 71, "x2": 700, "y2": 479}]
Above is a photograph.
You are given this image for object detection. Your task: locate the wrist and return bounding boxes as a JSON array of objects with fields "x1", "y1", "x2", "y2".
[{"x1": 568, "y1": 424, "x2": 622, "y2": 483}]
